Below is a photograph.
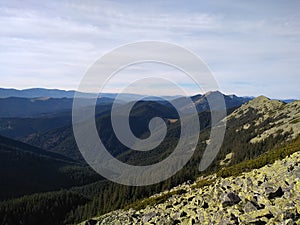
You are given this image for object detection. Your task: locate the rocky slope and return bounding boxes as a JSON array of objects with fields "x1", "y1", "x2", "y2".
[{"x1": 82, "y1": 151, "x2": 300, "y2": 225}]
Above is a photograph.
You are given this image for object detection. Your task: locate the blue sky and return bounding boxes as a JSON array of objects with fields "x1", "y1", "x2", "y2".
[{"x1": 0, "y1": 0, "x2": 299, "y2": 98}]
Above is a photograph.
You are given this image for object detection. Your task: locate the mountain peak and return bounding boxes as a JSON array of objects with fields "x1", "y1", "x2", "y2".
[
  {"x1": 254, "y1": 95, "x2": 270, "y2": 101},
  {"x1": 245, "y1": 95, "x2": 284, "y2": 110},
  {"x1": 227, "y1": 95, "x2": 284, "y2": 121},
  {"x1": 204, "y1": 90, "x2": 222, "y2": 96}
]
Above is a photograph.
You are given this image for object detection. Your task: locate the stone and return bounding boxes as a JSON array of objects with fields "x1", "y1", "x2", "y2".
[
  {"x1": 244, "y1": 201, "x2": 258, "y2": 213},
  {"x1": 172, "y1": 212, "x2": 180, "y2": 220},
  {"x1": 239, "y1": 208, "x2": 272, "y2": 224},
  {"x1": 256, "y1": 195, "x2": 270, "y2": 208},
  {"x1": 222, "y1": 192, "x2": 241, "y2": 207},
  {"x1": 283, "y1": 219, "x2": 296, "y2": 225},
  {"x1": 142, "y1": 212, "x2": 156, "y2": 223}
]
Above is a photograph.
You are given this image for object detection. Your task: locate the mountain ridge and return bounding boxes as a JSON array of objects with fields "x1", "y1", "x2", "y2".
[
  {"x1": 0, "y1": 88, "x2": 181, "y2": 101},
  {"x1": 1, "y1": 87, "x2": 297, "y2": 103}
]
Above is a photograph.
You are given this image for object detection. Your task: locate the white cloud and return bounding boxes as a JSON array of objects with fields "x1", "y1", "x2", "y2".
[{"x1": 0, "y1": 0, "x2": 299, "y2": 98}]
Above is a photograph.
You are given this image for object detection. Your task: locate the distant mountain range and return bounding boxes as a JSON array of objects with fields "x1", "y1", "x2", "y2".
[
  {"x1": 0, "y1": 88, "x2": 80, "y2": 99},
  {"x1": 0, "y1": 88, "x2": 181, "y2": 101},
  {"x1": 0, "y1": 88, "x2": 297, "y2": 103},
  {"x1": 0, "y1": 97, "x2": 116, "y2": 118},
  {"x1": 0, "y1": 89, "x2": 253, "y2": 118}
]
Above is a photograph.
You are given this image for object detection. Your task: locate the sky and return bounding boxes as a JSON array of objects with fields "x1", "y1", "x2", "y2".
[{"x1": 0, "y1": 0, "x2": 299, "y2": 98}]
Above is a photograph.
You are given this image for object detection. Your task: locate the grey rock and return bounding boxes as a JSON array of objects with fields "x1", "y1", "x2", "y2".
[
  {"x1": 222, "y1": 192, "x2": 241, "y2": 207},
  {"x1": 142, "y1": 212, "x2": 156, "y2": 223},
  {"x1": 244, "y1": 201, "x2": 258, "y2": 213}
]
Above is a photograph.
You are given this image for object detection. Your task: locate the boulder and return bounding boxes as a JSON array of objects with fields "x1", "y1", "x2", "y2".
[
  {"x1": 244, "y1": 201, "x2": 258, "y2": 213},
  {"x1": 142, "y1": 212, "x2": 156, "y2": 223},
  {"x1": 222, "y1": 193, "x2": 241, "y2": 207}
]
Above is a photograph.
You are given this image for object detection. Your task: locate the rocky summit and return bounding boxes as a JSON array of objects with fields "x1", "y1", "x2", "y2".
[{"x1": 82, "y1": 151, "x2": 300, "y2": 225}]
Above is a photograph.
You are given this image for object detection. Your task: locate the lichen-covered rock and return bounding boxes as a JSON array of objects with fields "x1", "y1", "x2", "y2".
[
  {"x1": 80, "y1": 151, "x2": 300, "y2": 225},
  {"x1": 142, "y1": 212, "x2": 156, "y2": 223},
  {"x1": 244, "y1": 201, "x2": 258, "y2": 213}
]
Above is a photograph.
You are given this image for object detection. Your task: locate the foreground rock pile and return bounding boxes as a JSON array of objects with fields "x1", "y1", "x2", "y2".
[{"x1": 83, "y1": 152, "x2": 300, "y2": 225}]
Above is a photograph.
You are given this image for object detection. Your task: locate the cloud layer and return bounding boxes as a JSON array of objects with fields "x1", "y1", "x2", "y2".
[{"x1": 0, "y1": 0, "x2": 299, "y2": 98}]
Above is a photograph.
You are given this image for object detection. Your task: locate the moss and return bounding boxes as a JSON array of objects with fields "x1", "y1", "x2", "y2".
[{"x1": 192, "y1": 178, "x2": 215, "y2": 189}]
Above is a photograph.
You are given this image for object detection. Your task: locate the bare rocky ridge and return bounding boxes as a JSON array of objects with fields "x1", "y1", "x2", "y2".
[{"x1": 81, "y1": 151, "x2": 300, "y2": 225}]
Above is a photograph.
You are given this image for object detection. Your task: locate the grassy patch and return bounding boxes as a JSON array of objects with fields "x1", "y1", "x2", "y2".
[
  {"x1": 124, "y1": 189, "x2": 187, "y2": 211},
  {"x1": 191, "y1": 178, "x2": 215, "y2": 189},
  {"x1": 124, "y1": 178, "x2": 216, "y2": 211},
  {"x1": 217, "y1": 138, "x2": 300, "y2": 178}
]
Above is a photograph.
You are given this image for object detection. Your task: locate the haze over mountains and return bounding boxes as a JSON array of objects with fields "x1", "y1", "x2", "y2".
[
  {"x1": 0, "y1": 88, "x2": 181, "y2": 102},
  {"x1": 0, "y1": 89, "x2": 252, "y2": 162},
  {"x1": 0, "y1": 88, "x2": 252, "y2": 118},
  {"x1": 1, "y1": 87, "x2": 296, "y2": 102}
]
